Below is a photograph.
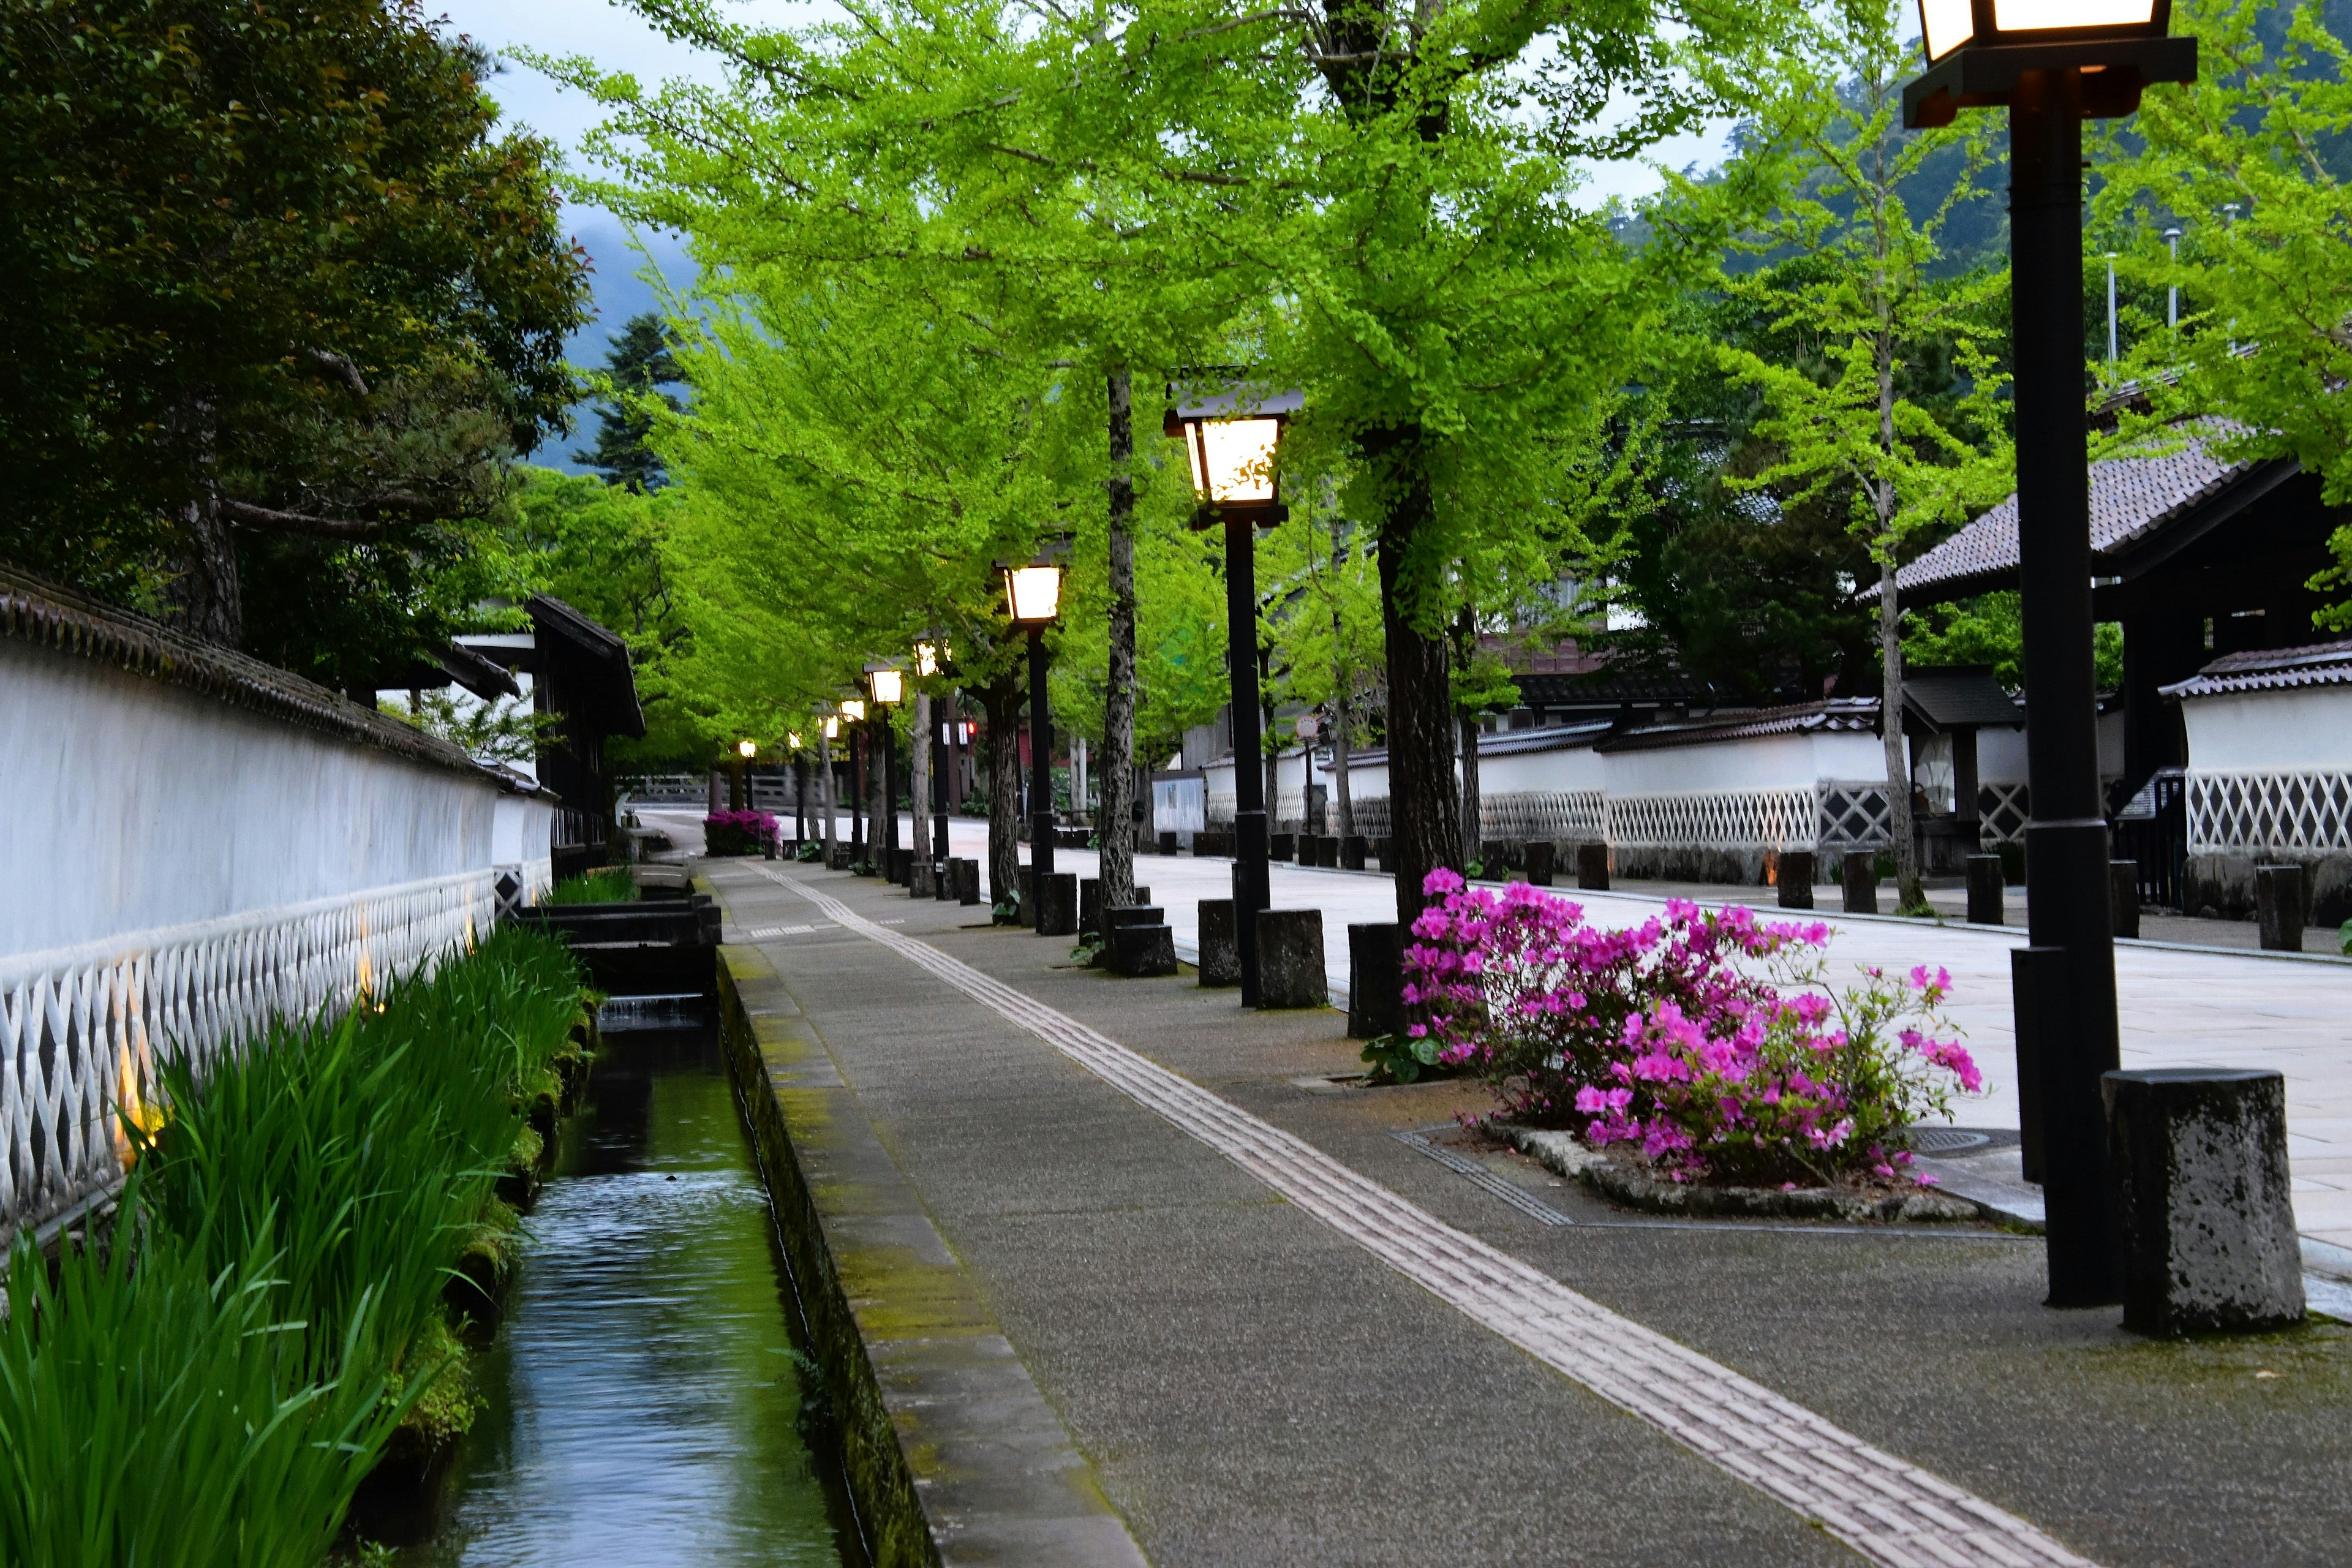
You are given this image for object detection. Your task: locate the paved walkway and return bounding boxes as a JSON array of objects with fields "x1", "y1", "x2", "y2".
[
  {"x1": 706, "y1": 858, "x2": 2352, "y2": 1567},
  {"x1": 893, "y1": 820, "x2": 2352, "y2": 1251}
]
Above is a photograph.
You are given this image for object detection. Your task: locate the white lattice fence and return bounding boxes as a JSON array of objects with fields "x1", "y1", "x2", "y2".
[
  {"x1": 1606, "y1": 788, "x2": 1820, "y2": 852},
  {"x1": 1978, "y1": 783, "x2": 2030, "y2": 846},
  {"x1": 1816, "y1": 781, "x2": 1893, "y2": 851},
  {"x1": 1482, "y1": 791, "x2": 1607, "y2": 843},
  {"x1": 1, "y1": 871, "x2": 492, "y2": 1242},
  {"x1": 1205, "y1": 790, "x2": 1237, "y2": 827},
  {"x1": 2186, "y1": 769, "x2": 2352, "y2": 855}
]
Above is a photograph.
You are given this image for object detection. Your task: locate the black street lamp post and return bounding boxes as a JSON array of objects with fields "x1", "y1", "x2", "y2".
[
  {"x1": 1903, "y1": 2, "x2": 2193, "y2": 1306},
  {"x1": 1166, "y1": 380, "x2": 1302, "y2": 1007},
  {"x1": 1005, "y1": 563, "x2": 1065, "y2": 933},
  {"x1": 867, "y1": 665, "x2": 905, "y2": 870}
]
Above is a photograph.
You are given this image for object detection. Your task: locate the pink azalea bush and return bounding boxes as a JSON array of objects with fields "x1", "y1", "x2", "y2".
[
  {"x1": 1404, "y1": 870, "x2": 1980, "y2": 1185},
  {"x1": 703, "y1": 809, "x2": 778, "y2": 857}
]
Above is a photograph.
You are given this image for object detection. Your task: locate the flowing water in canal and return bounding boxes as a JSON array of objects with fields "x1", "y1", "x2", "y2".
[{"x1": 395, "y1": 1006, "x2": 861, "y2": 1567}]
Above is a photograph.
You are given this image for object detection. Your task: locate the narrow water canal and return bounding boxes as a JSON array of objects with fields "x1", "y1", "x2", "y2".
[{"x1": 396, "y1": 1006, "x2": 862, "y2": 1567}]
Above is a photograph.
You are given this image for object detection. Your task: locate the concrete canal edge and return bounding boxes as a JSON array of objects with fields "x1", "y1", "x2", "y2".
[{"x1": 715, "y1": 941, "x2": 1150, "y2": 1568}]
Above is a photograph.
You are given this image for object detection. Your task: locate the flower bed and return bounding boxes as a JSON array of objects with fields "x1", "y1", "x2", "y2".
[
  {"x1": 1404, "y1": 871, "x2": 1982, "y2": 1192},
  {"x1": 703, "y1": 808, "x2": 778, "y2": 857}
]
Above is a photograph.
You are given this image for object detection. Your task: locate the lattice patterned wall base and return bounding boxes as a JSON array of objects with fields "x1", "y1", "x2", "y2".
[
  {"x1": 1608, "y1": 788, "x2": 1820, "y2": 852},
  {"x1": 1979, "y1": 783, "x2": 2029, "y2": 846},
  {"x1": 2187, "y1": 769, "x2": 2352, "y2": 856},
  {"x1": 1, "y1": 872, "x2": 492, "y2": 1242}
]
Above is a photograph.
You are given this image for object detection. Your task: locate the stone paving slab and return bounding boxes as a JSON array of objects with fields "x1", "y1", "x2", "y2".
[{"x1": 710, "y1": 859, "x2": 2352, "y2": 1568}]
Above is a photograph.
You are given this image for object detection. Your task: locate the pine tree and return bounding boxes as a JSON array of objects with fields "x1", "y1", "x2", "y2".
[{"x1": 575, "y1": 312, "x2": 684, "y2": 492}]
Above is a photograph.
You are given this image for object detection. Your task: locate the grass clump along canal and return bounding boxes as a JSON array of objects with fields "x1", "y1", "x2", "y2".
[{"x1": 0, "y1": 927, "x2": 591, "y2": 1568}]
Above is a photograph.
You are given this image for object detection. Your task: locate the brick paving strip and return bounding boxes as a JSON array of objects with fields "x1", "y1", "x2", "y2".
[{"x1": 767, "y1": 869, "x2": 2093, "y2": 1568}]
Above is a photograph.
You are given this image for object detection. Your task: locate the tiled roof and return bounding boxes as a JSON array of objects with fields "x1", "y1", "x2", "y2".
[
  {"x1": 1897, "y1": 426, "x2": 2269, "y2": 599},
  {"x1": 2158, "y1": 639, "x2": 2352, "y2": 699},
  {"x1": 1344, "y1": 720, "x2": 1614, "y2": 768},
  {"x1": 1596, "y1": 698, "x2": 1881, "y2": 753},
  {"x1": 0, "y1": 562, "x2": 508, "y2": 783},
  {"x1": 1902, "y1": 665, "x2": 2022, "y2": 729}
]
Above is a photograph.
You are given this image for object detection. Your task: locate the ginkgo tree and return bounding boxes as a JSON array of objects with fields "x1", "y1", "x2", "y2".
[{"x1": 1673, "y1": 0, "x2": 2015, "y2": 911}]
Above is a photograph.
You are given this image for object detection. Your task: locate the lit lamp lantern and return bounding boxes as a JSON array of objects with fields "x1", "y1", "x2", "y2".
[
  {"x1": 788, "y1": 731, "x2": 802, "y2": 750},
  {"x1": 821, "y1": 715, "x2": 839, "y2": 739},
  {"x1": 1162, "y1": 380, "x2": 1304, "y2": 1006},
  {"x1": 737, "y1": 739, "x2": 757, "y2": 759},
  {"x1": 1003, "y1": 560, "x2": 1065, "y2": 932},
  {"x1": 1900, "y1": 0, "x2": 2193, "y2": 1313},
  {"x1": 1905, "y1": 0, "x2": 2191, "y2": 125},
  {"x1": 839, "y1": 699, "x2": 865, "y2": 722},
  {"x1": 914, "y1": 640, "x2": 946, "y2": 677}
]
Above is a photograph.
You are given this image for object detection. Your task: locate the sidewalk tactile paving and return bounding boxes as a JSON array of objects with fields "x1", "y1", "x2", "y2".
[{"x1": 771, "y1": 870, "x2": 2102, "y2": 1568}]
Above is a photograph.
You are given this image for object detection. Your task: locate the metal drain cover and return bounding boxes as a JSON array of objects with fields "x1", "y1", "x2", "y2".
[{"x1": 1906, "y1": 1126, "x2": 1996, "y2": 1155}]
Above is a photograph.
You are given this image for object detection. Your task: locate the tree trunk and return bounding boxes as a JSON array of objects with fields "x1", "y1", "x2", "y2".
[
  {"x1": 868, "y1": 720, "x2": 889, "y2": 864},
  {"x1": 1374, "y1": 453, "x2": 1460, "y2": 925},
  {"x1": 983, "y1": 675, "x2": 1025, "y2": 911},
  {"x1": 1259, "y1": 643, "x2": 1280, "y2": 835},
  {"x1": 1099, "y1": 372, "x2": 1139, "y2": 902},
  {"x1": 167, "y1": 490, "x2": 243, "y2": 647},
  {"x1": 1330, "y1": 516, "x2": 1354, "y2": 839},
  {"x1": 819, "y1": 730, "x2": 836, "y2": 860},
  {"x1": 1458, "y1": 714, "x2": 1483, "y2": 869},
  {"x1": 911, "y1": 692, "x2": 934, "y2": 893},
  {"x1": 851, "y1": 731, "x2": 867, "y2": 859},
  {"x1": 1880, "y1": 556, "x2": 1924, "y2": 910}
]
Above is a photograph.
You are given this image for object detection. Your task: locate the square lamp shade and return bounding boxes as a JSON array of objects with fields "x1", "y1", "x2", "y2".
[
  {"x1": 1005, "y1": 565, "x2": 1063, "y2": 624},
  {"x1": 915, "y1": 641, "x2": 943, "y2": 677},
  {"x1": 840, "y1": 699, "x2": 865, "y2": 722},
  {"x1": 1163, "y1": 382, "x2": 1305, "y2": 525},
  {"x1": 788, "y1": 731, "x2": 802, "y2": 749},
  {"x1": 868, "y1": 668, "x2": 904, "y2": 705},
  {"x1": 1920, "y1": 0, "x2": 2165, "y2": 61},
  {"x1": 737, "y1": 739, "x2": 757, "y2": 758},
  {"x1": 822, "y1": 717, "x2": 839, "y2": 739}
]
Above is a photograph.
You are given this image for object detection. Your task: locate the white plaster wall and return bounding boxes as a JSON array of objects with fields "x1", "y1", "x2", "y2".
[
  {"x1": 1, "y1": 641, "x2": 502, "y2": 957},
  {"x1": 1976, "y1": 725, "x2": 2029, "y2": 783},
  {"x1": 2180, "y1": 685, "x2": 2352, "y2": 774},
  {"x1": 492, "y1": 794, "x2": 557, "y2": 903},
  {"x1": 1476, "y1": 742, "x2": 1607, "y2": 795},
  {"x1": 1602, "y1": 732, "x2": 1823, "y2": 797}
]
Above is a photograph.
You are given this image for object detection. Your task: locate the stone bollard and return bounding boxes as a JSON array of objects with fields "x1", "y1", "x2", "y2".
[
  {"x1": 1576, "y1": 842, "x2": 1610, "y2": 892},
  {"x1": 1348, "y1": 923, "x2": 1404, "y2": 1040},
  {"x1": 2103, "y1": 1068, "x2": 2305, "y2": 1335},
  {"x1": 1295, "y1": 835, "x2": 1315, "y2": 866},
  {"x1": 1480, "y1": 839, "x2": 1510, "y2": 878},
  {"x1": 1035, "y1": 872, "x2": 1079, "y2": 937},
  {"x1": 1159, "y1": 831, "x2": 1178, "y2": 856},
  {"x1": 2009, "y1": 946, "x2": 2061, "y2": 1185},
  {"x1": 890, "y1": 847, "x2": 913, "y2": 886},
  {"x1": 1842, "y1": 849, "x2": 1879, "y2": 915},
  {"x1": 1524, "y1": 842, "x2": 1556, "y2": 888},
  {"x1": 1317, "y1": 835, "x2": 1341, "y2": 869},
  {"x1": 1256, "y1": 910, "x2": 1327, "y2": 1009},
  {"x1": 1776, "y1": 850, "x2": 1815, "y2": 910},
  {"x1": 1965, "y1": 853, "x2": 2005, "y2": 925},
  {"x1": 1270, "y1": 832, "x2": 1295, "y2": 863},
  {"x1": 1080, "y1": 878, "x2": 1104, "y2": 937},
  {"x1": 955, "y1": 859, "x2": 981, "y2": 906},
  {"x1": 1341, "y1": 834, "x2": 1368, "y2": 871},
  {"x1": 1109, "y1": 922, "x2": 1178, "y2": 978},
  {"x1": 829, "y1": 843, "x2": 855, "y2": 871},
  {"x1": 2111, "y1": 860, "x2": 2141, "y2": 940},
  {"x1": 1197, "y1": 899, "x2": 1241, "y2": 987},
  {"x1": 2258, "y1": 863, "x2": 2305, "y2": 951}
]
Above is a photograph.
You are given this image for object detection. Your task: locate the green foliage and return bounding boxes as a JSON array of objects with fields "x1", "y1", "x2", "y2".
[
  {"x1": 1902, "y1": 591, "x2": 2126, "y2": 693},
  {"x1": 505, "y1": 467, "x2": 698, "y2": 759},
  {"x1": 545, "y1": 867, "x2": 641, "y2": 904},
  {"x1": 0, "y1": 927, "x2": 585, "y2": 1567},
  {"x1": 0, "y1": 1200, "x2": 407, "y2": 1568},
  {"x1": 575, "y1": 312, "x2": 685, "y2": 492},
  {"x1": 385, "y1": 688, "x2": 561, "y2": 766},
  {"x1": 0, "y1": 0, "x2": 587, "y2": 665},
  {"x1": 1360, "y1": 1031, "x2": 1447, "y2": 1086},
  {"x1": 2091, "y1": 0, "x2": 2352, "y2": 630}
]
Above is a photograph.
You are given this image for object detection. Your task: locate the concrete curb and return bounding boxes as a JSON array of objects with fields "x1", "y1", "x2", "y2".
[{"x1": 715, "y1": 942, "x2": 1147, "y2": 1568}]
